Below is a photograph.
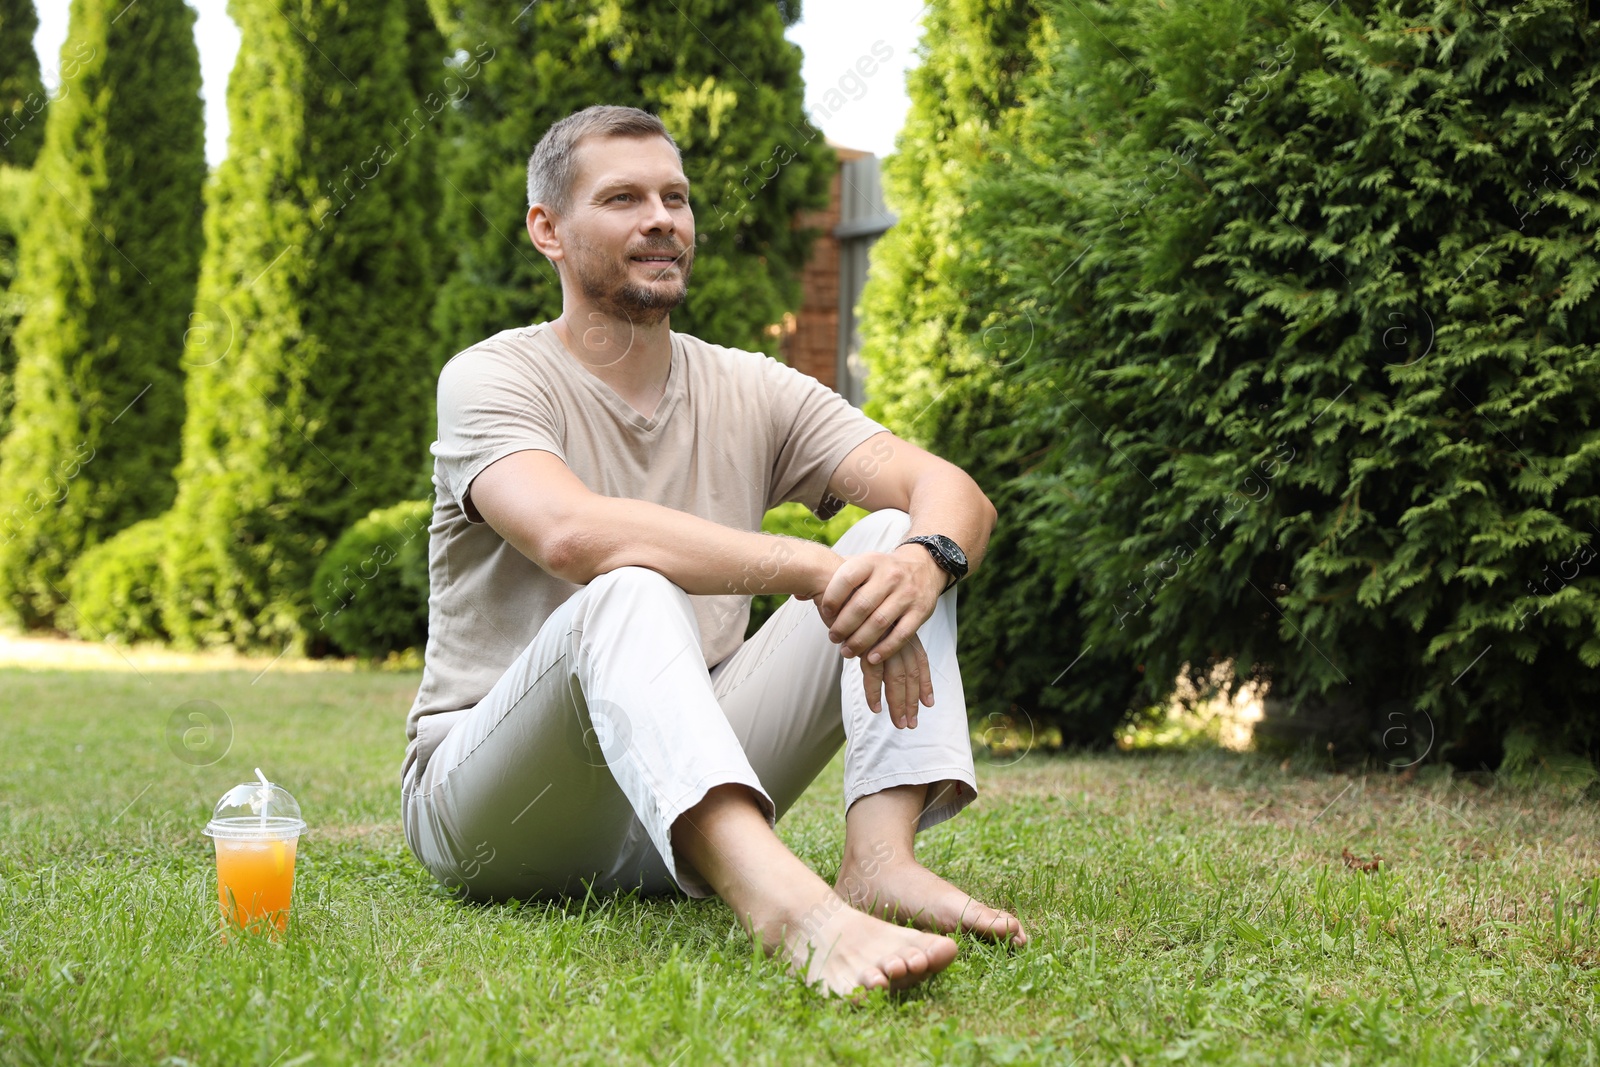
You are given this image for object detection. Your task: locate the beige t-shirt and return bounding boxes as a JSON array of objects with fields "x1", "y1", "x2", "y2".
[{"x1": 400, "y1": 322, "x2": 889, "y2": 784}]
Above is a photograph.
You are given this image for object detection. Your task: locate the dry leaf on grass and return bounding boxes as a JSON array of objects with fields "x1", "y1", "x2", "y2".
[{"x1": 1341, "y1": 847, "x2": 1385, "y2": 873}]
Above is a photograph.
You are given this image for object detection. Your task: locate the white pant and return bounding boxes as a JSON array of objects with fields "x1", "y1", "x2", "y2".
[{"x1": 400, "y1": 508, "x2": 978, "y2": 901}]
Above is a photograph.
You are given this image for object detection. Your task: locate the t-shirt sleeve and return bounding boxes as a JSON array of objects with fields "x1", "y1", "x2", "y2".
[
  {"x1": 432, "y1": 346, "x2": 566, "y2": 524},
  {"x1": 762, "y1": 355, "x2": 890, "y2": 520}
]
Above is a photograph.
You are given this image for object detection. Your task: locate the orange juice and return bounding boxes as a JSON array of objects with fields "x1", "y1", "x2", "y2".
[
  {"x1": 214, "y1": 835, "x2": 298, "y2": 936},
  {"x1": 203, "y1": 773, "x2": 307, "y2": 941}
]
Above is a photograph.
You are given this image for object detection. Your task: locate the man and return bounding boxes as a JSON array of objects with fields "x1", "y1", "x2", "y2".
[{"x1": 400, "y1": 105, "x2": 1025, "y2": 998}]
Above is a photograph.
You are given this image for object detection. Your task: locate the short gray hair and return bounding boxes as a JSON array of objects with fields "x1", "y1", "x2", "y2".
[{"x1": 526, "y1": 105, "x2": 682, "y2": 218}]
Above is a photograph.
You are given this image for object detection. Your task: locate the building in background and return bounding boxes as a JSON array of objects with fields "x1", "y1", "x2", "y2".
[{"x1": 776, "y1": 142, "x2": 896, "y2": 406}]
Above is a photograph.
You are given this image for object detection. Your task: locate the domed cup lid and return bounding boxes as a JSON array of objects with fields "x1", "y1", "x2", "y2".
[{"x1": 203, "y1": 768, "x2": 306, "y2": 840}]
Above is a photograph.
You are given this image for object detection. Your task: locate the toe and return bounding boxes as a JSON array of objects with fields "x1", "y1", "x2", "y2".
[{"x1": 859, "y1": 967, "x2": 890, "y2": 993}]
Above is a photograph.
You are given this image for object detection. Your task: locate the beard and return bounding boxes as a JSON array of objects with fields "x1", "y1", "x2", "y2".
[{"x1": 569, "y1": 232, "x2": 695, "y2": 326}]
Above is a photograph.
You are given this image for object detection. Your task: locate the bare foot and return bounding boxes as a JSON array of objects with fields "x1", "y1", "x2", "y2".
[
  {"x1": 670, "y1": 783, "x2": 957, "y2": 999},
  {"x1": 766, "y1": 888, "x2": 959, "y2": 998},
  {"x1": 835, "y1": 854, "x2": 1028, "y2": 948}
]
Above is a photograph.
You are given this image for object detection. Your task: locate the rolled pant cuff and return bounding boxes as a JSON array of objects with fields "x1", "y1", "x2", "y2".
[
  {"x1": 655, "y1": 769, "x2": 778, "y2": 899},
  {"x1": 843, "y1": 767, "x2": 979, "y2": 834}
]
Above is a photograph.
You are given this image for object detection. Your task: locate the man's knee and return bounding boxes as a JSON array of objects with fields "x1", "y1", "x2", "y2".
[
  {"x1": 577, "y1": 567, "x2": 701, "y2": 660},
  {"x1": 587, "y1": 565, "x2": 685, "y2": 600},
  {"x1": 832, "y1": 507, "x2": 912, "y2": 553}
]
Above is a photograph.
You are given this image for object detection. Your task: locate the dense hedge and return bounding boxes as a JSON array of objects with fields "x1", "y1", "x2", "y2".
[
  {"x1": 0, "y1": 0, "x2": 204, "y2": 629},
  {"x1": 880, "y1": 0, "x2": 1600, "y2": 760},
  {"x1": 310, "y1": 500, "x2": 432, "y2": 658},
  {"x1": 70, "y1": 0, "x2": 449, "y2": 652},
  {"x1": 859, "y1": 0, "x2": 1148, "y2": 746},
  {"x1": 426, "y1": 0, "x2": 832, "y2": 360}
]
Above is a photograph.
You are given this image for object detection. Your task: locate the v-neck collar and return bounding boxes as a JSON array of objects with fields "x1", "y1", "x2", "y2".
[{"x1": 532, "y1": 322, "x2": 683, "y2": 434}]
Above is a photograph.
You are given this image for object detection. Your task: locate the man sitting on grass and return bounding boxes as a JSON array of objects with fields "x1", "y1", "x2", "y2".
[{"x1": 399, "y1": 104, "x2": 1026, "y2": 998}]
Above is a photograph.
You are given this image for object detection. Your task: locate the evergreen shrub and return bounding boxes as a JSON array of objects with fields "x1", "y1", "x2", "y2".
[
  {"x1": 310, "y1": 500, "x2": 431, "y2": 658},
  {"x1": 859, "y1": 0, "x2": 1148, "y2": 746},
  {"x1": 0, "y1": 163, "x2": 33, "y2": 439},
  {"x1": 948, "y1": 0, "x2": 1600, "y2": 760},
  {"x1": 0, "y1": 0, "x2": 204, "y2": 627},
  {"x1": 63, "y1": 515, "x2": 169, "y2": 643},
  {"x1": 139, "y1": 0, "x2": 447, "y2": 651},
  {"x1": 0, "y1": 0, "x2": 46, "y2": 441},
  {"x1": 0, "y1": 0, "x2": 47, "y2": 168}
]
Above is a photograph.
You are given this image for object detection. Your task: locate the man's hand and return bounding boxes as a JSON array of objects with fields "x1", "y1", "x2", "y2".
[
  {"x1": 816, "y1": 547, "x2": 944, "y2": 729},
  {"x1": 863, "y1": 632, "x2": 934, "y2": 728}
]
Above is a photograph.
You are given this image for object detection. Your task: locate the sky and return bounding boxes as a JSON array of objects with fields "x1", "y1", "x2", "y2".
[{"x1": 32, "y1": 1, "x2": 926, "y2": 168}]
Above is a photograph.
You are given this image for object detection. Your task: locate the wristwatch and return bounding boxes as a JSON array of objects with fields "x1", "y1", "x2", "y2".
[{"x1": 899, "y1": 534, "x2": 970, "y2": 593}]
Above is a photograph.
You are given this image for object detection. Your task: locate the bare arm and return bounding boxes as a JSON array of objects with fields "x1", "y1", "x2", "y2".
[
  {"x1": 818, "y1": 430, "x2": 999, "y2": 648},
  {"x1": 576, "y1": 498, "x2": 836, "y2": 599},
  {"x1": 466, "y1": 448, "x2": 841, "y2": 598}
]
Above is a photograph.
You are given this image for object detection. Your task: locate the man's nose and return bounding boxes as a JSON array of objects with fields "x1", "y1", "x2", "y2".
[{"x1": 640, "y1": 194, "x2": 676, "y2": 233}]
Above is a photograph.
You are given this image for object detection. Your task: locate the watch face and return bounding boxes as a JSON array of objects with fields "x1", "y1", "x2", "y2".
[{"x1": 932, "y1": 535, "x2": 968, "y2": 572}]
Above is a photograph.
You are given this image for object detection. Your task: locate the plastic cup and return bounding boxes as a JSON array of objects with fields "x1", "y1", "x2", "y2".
[{"x1": 203, "y1": 776, "x2": 306, "y2": 940}]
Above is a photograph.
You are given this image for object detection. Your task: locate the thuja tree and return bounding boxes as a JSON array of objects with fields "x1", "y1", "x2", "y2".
[
  {"x1": 0, "y1": 0, "x2": 203, "y2": 628},
  {"x1": 80, "y1": 0, "x2": 450, "y2": 651},
  {"x1": 854, "y1": 0, "x2": 1146, "y2": 746},
  {"x1": 2, "y1": 0, "x2": 48, "y2": 439},
  {"x1": 427, "y1": 0, "x2": 831, "y2": 362},
  {"x1": 965, "y1": 0, "x2": 1600, "y2": 760},
  {"x1": 0, "y1": 0, "x2": 45, "y2": 168},
  {"x1": 0, "y1": 166, "x2": 30, "y2": 439},
  {"x1": 857, "y1": 0, "x2": 1044, "y2": 436}
]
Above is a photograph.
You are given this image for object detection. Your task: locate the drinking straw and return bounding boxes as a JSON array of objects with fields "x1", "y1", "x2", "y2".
[{"x1": 255, "y1": 767, "x2": 271, "y2": 828}]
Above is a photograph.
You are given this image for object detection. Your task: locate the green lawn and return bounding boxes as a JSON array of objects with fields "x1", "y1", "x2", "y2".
[{"x1": 2, "y1": 662, "x2": 1597, "y2": 1065}]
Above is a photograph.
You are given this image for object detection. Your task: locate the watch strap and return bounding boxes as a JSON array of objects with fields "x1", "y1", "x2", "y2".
[{"x1": 899, "y1": 535, "x2": 964, "y2": 592}]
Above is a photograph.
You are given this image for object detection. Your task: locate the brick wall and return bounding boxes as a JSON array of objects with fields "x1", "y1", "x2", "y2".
[{"x1": 778, "y1": 143, "x2": 870, "y2": 393}]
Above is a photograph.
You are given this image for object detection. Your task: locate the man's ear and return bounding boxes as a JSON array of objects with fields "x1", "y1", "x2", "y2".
[{"x1": 527, "y1": 205, "x2": 563, "y2": 262}]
